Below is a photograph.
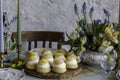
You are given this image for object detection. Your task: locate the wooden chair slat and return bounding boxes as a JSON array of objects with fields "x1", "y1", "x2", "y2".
[
  {"x1": 11, "y1": 31, "x2": 65, "y2": 50},
  {"x1": 28, "y1": 41, "x2": 31, "y2": 50},
  {"x1": 49, "y1": 41, "x2": 52, "y2": 48},
  {"x1": 34, "y1": 41, "x2": 37, "y2": 48}
]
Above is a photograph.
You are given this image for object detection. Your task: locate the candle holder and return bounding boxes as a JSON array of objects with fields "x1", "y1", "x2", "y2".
[
  {"x1": 10, "y1": 45, "x2": 25, "y2": 69},
  {"x1": 17, "y1": 45, "x2": 22, "y2": 60},
  {"x1": 0, "y1": 52, "x2": 7, "y2": 68}
]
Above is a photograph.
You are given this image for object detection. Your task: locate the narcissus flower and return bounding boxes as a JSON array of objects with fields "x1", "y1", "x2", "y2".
[
  {"x1": 69, "y1": 32, "x2": 79, "y2": 41},
  {"x1": 105, "y1": 27, "x2": 119, "y2": 44}
]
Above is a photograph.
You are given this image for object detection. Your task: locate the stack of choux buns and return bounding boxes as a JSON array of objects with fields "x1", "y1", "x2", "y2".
[
  {"x1": 26, "y1": 48, "x2": 80, "y2": 73},
  {"x1": 26, "y1": 52, "x2": 39, "y2": 70}
]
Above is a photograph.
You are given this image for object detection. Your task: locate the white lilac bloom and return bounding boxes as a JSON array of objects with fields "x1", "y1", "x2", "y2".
[
  {"x1": 80, "y1": 36, "x2": 87, "y2": 44},
  {"x1": 69, "y1": 32, "x2": 79, "y2": 41},
  {"x1": 99, "y1": 41, "x2": 113, "y2": 54}
]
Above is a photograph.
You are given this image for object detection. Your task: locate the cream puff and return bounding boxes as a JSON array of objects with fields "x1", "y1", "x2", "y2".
[
  {"x1": 28, "y1": 52, "x2": 39, "y2": 61},
  {"x1": 26, "y1": 52, "x2": 39, "y2": 70},
  {"x1": 54, "y1": 52, "x2": 66, "y2": 61},
  {"x1": 52, "y1": 59, "x2": 66, "y2": 73},
  {"x1": 36, "y1": 59, "x2": 51, "y2": 73},
  {"x1": 42, "y1": 54, "x2": 54, "y2": 65},
  {"x1": 56, "y1": 48, "x2": 67, "y2": 56},
  {"x1": 41, "y1": 48, "x2": 53, "y2": 57},
  {"x1": 26, "y1": 60, "x2": 39, "y2": 70},
  {"x1": 66, "y1": 56, "x2": 78, "y2": 69},
  {"x1": 67, "y1": 52, "x2": 81, "y2": 63},
  {"x1": 76, "y1": 56, "x2": 81, "y2": 63},
  {"x1": 67, "y1": 52, "x2": 76, "y2": 57}
]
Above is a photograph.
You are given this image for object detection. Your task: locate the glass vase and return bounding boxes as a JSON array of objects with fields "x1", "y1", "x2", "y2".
[{"x1": 81, "y1": 51, "x2": 108, "y2": 66}]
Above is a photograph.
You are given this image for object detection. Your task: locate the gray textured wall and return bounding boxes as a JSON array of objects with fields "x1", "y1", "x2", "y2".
[
  {"x1": 3, "y1": 0, "x2": 119, "y2": 33},
  {"x1": 3, "y1": 0, "x2": 119, "y2": 50}
]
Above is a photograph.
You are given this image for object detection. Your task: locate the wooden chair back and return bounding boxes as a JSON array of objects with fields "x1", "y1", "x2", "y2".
[{"x1": 11, "y1": 31, "x2": 65, "y2": 50}]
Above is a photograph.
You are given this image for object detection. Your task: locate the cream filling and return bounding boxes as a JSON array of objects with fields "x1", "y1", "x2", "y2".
[
  {"x1": 53, "y1": 63, "x2": 66, "y2": 68},
  {"x1": 55, "y1": 56, "x2": 66, "y2": 61},
  {"x1": 47, "y1": 58, "x2": 54, "y2": 63},
  {"x1": 28, "y1": 56, "x2": 39, "y2": 61},
  {"x1": 27, "y1": 60, "x2": 39, "y2": 64},
  {"x1": 42, "y1": 51, "x2": 52, "y2": 56},
  {"x1": 66, "y1": 59, "x2": 77, "y2": 65},
  {"x1": 37, "y1": 63, "x2": 50, "y2": 68},
  {"x1": 26, "y1": 60, "x2": 39, "y2": 69}
]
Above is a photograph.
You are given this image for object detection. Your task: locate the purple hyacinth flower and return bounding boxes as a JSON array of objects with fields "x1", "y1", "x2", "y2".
[
  {"x1": 81, "y1": 2, "x2": 86, "y2": 14},
  {"x1": 98, "y1": 33, "x2": 103, "y2": 38},
  {"x1": 74, "y1": 3, "x2": 79, "y2": 16},
  {"x1": 94, "y1": 19, "x2": 101, "y2": 25},
  {"x1": 104, "y1": 19, "x2": 109, "y2": 24},
  {"x1": 80, "y1": 30, "x2": 85, "y2": 35},
  {"x1": 93, "y1": 36, "x2": 96, "y2": 40},
  {"x1": 96, "y1": 19, "x2": 102, "y2": 24},
  {"x1": 103, "y1": 9, "x2": 110, "y2": 18},
  {"x1": 89, "y1": 7, "x2": 94, "y2": 19},
  {"x1": 10, "y1": 15, "x2": 17, "y2": 25}
]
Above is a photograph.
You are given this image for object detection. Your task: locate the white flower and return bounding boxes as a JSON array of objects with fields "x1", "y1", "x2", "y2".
[
  {"x1": 99, "y1": 46, "x2": 114, "y2": 54},
  {"x1": 76, "y1": 21, "x2": 82, "y2": 32},
  {"x1": 69, "y1": 32, "x2": 79, "y2": 41},
  {"x1": 101, "y1": 41, "x2": 111, "y2": 48},
  {"x1": 105, "y1": 27, "x2": 119, "y2": 44},
  {"x1": 80, "y1": 36, "x2": 87, "y2": 44},
  {"x1": 99, "y1": 41, "x2": 114, "y2": 54}
]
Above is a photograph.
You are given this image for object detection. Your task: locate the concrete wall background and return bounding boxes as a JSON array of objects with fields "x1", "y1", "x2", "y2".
[
  {"x1": 3, "y1": 0, "x2": 119, "y2": 33},
  {"x1": 3, "y1": 0, "x2": 119, "y2": 50}
]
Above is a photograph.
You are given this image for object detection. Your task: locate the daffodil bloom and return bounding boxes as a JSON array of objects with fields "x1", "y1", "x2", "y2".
[
  {"x1": 105, "y1": 27, "x2": 119, "y2": 44},
  {"x1": 80, "y1": 36, "x2": 87, "y2": 44},
  {"x1": 76, "y1": 22, "x2": 82, "y2": 32},
  {"x1": 99, "y1": 41, "x2": 113, "y2": 53},
  {"x1": 69, "y1": 32, "x2": 79, "y2": 41},
  {"x1": 101, "y1": 40, "x2": 111, "y2": 48}
]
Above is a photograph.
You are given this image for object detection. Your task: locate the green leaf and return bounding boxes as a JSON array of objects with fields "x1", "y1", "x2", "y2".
[
  {"x1": 58, "y1": 41, "x2": 70, "y2": 45},
  {"x1": 118, "y1": 33, "x2": 120, "y2": 50},
  {"x1": 66, "y1": 32, "x2": 72, "y2": 40},
  {"x1": 10, "y1": 42, "x2": 17, "y2": 51}
]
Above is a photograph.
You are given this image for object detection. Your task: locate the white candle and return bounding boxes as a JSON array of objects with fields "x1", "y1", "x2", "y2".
[
  {"x1": 118, "y1": 0, "x2": 120, "y2": 25},
  {"x1": 0, "y1": 0, "x2": 4, "y2": 52}
]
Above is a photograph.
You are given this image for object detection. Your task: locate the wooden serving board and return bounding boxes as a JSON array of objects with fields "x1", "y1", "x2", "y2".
[{"x1": 24, "y1": 65, "x2": 82, "y2": 79}]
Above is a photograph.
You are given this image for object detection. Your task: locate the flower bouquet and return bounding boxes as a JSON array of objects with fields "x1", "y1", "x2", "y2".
[{"x1": 61, "y1": 2, "x2": 120, "y2": 65}]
